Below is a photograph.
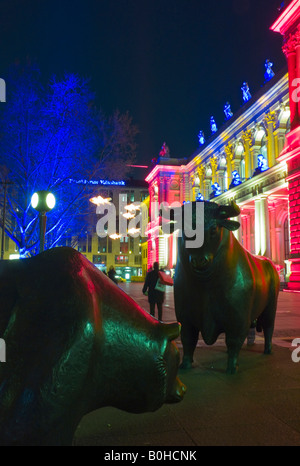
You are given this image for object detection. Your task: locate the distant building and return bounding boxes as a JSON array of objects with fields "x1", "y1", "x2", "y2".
[{"x1": 78, "y1": 178, "x2": 149, "y2": 281}]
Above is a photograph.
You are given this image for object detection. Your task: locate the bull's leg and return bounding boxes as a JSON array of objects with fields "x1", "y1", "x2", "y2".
[
  {"x1": 180, "y1": 321, "x2": 199, "y2": 370},
  {"x1": 258, "y1": 302, "x2": 277, "y2": 355},
  {"x1": 225, "y1": 335, "x2": 245, "y2": 374}
]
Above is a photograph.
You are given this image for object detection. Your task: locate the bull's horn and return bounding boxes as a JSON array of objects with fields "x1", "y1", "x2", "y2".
[
  {"x1": 217, "y1": 201, "x2": 240, "y2": 219},
  {"x1": 161, "y1": 322, "x2": 181, "y2": 341}
]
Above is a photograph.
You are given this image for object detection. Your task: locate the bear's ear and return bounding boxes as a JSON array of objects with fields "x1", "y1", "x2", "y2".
[{"x1": 220, "y1": 219, "x2": 240, "y2": 231}]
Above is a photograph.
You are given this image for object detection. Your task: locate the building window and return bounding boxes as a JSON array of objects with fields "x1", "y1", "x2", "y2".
[
  {"x1": 115, "y1": 255, "x2": 128, "y2": 264},
  {"x1": 98, "y1": 236, "x2": 107, "y2": 253},
  {"x1": 78, "y1": 236, "x2": 86, "y2": 253},
  {"x1": 93, "y1": 255, "x2": 107, "y2": 264},
  {"x1": 88, "y1": 234, "x2": 92, "y2": 253},
  {"x1": 129, "y1": 236, "x2": 134, "y2": 252},
  {"x1": 120, "y1": 236, "x2": 128, "y2": 253},
  {"x1": 140, "y1": 192, "x2": 148, "y2": 201}
]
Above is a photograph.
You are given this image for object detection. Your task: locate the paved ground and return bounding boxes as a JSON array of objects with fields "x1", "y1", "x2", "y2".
[{"x1": 74, "y1": 284, "x2": 300, "y2": 447}]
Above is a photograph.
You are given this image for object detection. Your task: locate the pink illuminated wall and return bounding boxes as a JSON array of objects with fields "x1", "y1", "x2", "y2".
[{"x1": 271, "y1": 0, "x2": 300, "y2": 290}]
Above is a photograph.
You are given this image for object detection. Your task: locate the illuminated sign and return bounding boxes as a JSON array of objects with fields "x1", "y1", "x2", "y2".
[{"x1": 68, "y1": 178, "x2": 126, "y2": 186}]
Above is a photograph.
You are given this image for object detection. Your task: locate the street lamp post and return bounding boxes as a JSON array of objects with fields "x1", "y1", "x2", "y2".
[{"x1": 31, "y1": 190, "x2": 56, "y2": 253}]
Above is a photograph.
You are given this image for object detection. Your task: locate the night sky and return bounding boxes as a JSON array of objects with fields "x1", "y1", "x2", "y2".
[{"x1": 0, "y1": 0, "x2": 288, "y2": 172}]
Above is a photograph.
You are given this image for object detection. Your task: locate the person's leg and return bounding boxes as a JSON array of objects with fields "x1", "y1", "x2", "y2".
[
  {"x1": 149, "y1": 302, "x2": 155, "y2": 317},
  {"x1": 157, "y1": 302, "x2": 163, "y2": 321}
]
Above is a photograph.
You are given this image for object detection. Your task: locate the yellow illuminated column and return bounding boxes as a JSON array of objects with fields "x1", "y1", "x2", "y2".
[
  {"x1": 190, "y1": 173, "x2": 196, "y2": 201},
  {"x1": 265, "y1": 111, "x2": 276, "y2": 168},
  {"x1": 224, "y1": 144, "x2": 233, "y2": 189},
  {"x1": 196, "y1": 165, "x2": 205, "y2": 197},
  {"x1": 242, "y1": 130, "x2": 253, "y2": 180},
  {"x1": 210, "y1": 156, "x2": 218, "y2": 184}
]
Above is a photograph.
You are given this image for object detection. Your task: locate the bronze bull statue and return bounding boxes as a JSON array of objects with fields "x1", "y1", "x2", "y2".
[
  {"x1": 0, "y1": 247, "x2": 185, "y2": 445},
  {"x1": 172, "y1": 200, "x2": 279, "y2": 374}
]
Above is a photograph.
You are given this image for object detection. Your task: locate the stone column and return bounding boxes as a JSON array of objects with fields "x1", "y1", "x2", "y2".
[
  {"x1": 265, "y1": 111, "x2": 276, "y2": 168},
  {"x1": 224, "y1": 143, "x2": 233, "y2": 189},
  {"x1": 196, "y1": 165, "x2": 205, "y2": 198},
  {"x1": 295, "y1": 30, "x2": 300, "y2": 123},
  {"x1": 254, "y1": 199, "x2": 261, "y2": 255},
  {"x1": 204, "y1": 178, "x2": 211, "y2": 201},
  {"x1": 259, "y1": 195, "x2": 271, "y2": 258},
  {"x1": 210, "y1": 156, "x2": 218, "y2": 185},
  {"x1": 269, "y1": 204, "x2": 277, "y2": 263},
  {"x1": 242, "y1": 130, "x2": 253, "y2": 180}
]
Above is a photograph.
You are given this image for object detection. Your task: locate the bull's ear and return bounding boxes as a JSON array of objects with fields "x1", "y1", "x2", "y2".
[
  {"x1": 218, "y1": 201, "x2": 240, "y2": 219},
  {"x1": 220, "y1": 219, "x2": 240, "y2": 231}
]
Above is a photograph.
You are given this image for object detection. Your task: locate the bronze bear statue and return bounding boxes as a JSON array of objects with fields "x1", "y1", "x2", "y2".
[{"x1": 0, "y1": 247, "x2": 185, "y2": 445}]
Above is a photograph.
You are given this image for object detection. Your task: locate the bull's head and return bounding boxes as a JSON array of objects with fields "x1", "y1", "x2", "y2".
[{"x1": 165, "y1": 200, "x2": 240, "y2": 274}]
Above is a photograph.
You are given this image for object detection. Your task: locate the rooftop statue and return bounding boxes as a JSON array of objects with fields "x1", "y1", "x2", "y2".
[
  {"x1": 264, "y1": 59, "x2": 275, "y2": 82},
  {"x1": 210, "y1": 182, "x2": 222, "y2": 198},
  {"x1": 159, "y1": 141, "x2": 170, "y2": 158},
  {"x1": 210, "y1": 116, "x2": 217, "y2": 134},
  {"x1": 229, "y1": 170, "x2": 242, "y2": 189},
  {"x1": 224, "y1": 102, "x2": 233, "y2": 120},
  {"x1": 196, "y1": 192, "x2": 204, "y2": 201},
  {"x1": 241, "y1": 82, "x2": 251, "y2": 102},
  {"x1": 198, "y1": 130, "x2": 205, "y2": 145}
]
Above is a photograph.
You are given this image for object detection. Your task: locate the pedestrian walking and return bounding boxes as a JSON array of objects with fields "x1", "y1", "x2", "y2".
[
  {"x1": 108, "y1": 266, "x2": 118, "y2": 284},
  {"x1": 142, "y1": 262, "x2": 165, "y2": 321}
]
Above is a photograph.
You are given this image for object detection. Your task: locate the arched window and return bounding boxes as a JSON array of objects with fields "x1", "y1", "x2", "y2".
[{"x1": 261, "y1": 136, "x2": 267, "y2": 159}]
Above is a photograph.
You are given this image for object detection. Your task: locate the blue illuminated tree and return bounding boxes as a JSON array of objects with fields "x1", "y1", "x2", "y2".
[{"x1": 0, "y1": 61, "x2": 138, "y2": 256}]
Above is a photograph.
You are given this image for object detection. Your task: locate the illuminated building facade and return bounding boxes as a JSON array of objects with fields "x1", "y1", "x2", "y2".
[{"x1": 145, "y1": 1, "x2": 300, "y2": 291}]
